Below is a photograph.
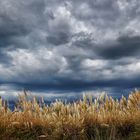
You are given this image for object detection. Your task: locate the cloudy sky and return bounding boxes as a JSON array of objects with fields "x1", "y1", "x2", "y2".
[{"x1": 0, "y1": 0, "x2": 140, "y2": 98}]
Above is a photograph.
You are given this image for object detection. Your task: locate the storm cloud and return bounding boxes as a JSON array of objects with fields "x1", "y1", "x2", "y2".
[{"x1": 0, "y1": 0, "x2": 140, "y2": 94}]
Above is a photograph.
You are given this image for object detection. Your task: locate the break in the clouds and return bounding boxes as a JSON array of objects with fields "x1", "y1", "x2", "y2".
[{"x1": 0, "y1": 0, "x2": 140, "y2": 93}]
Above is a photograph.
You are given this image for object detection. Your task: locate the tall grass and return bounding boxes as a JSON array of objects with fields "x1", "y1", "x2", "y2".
[{"x1": 0, "y1": 90, "x2": 140, "y2": 140}]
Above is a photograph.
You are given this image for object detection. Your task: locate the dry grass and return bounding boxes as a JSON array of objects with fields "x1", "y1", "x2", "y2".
[{"x1": 0, "y1": 90, "x2": 140, "y2": 140}]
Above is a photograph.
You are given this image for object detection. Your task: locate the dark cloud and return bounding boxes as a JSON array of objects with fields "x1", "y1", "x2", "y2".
[
  {"x1": 0, "y1": 0, "x2": 140, "y2": 94},
  {"x1": 96, "y1": 35, "x2": 140, "y2": 59},
  {"x1": 47, "y1": 31, "x2": 70, "y2": 45},
  {"x1": 0, "y1": 0, "x2": 45, "y2": 47}
]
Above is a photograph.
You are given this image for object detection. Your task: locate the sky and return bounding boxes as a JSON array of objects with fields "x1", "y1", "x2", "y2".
[{"x1": 0, "y1": 0, "x2": 140, "y2": 99}]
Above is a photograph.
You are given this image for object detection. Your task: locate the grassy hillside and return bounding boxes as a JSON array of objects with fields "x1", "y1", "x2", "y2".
[{"x1": 0, "y1": 90, "x2": 140, "y2": 140}]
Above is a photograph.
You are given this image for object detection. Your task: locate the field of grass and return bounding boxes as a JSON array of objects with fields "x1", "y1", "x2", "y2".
[{"x1": 0, "y1": 90, "x2": 140, "y2": 140}]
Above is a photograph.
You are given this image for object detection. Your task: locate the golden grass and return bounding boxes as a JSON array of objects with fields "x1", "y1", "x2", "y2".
[{"x1": 0, "y1": 90, "x2": 140, "y2": 140}]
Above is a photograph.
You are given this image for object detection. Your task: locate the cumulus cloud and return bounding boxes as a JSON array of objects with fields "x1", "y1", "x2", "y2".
[{"x1": 0, "y1": 0, "x2": 140, "y2": 94}]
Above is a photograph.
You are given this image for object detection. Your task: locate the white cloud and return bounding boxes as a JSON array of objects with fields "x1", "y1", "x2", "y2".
[{"x1": 82, "y1": 59, "x2": 107, "y2": 69}]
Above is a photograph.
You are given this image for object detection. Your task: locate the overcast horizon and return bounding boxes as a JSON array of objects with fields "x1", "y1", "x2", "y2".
[{"x1": 0, "y1": 0, "x2": 140, "y2": 99}]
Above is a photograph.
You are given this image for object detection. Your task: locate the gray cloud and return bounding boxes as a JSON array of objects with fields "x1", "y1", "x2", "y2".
[
  {"x1": 0, "y1": 0, "x2": 140, "y2": 92},
  {"x1": 0, "y1": 49, "x2": 12, "y2": 65}
]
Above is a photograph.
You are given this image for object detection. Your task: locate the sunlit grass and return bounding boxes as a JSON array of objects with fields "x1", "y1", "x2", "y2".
[{"x1": 0, "y1": 90, "x2": 140, "y2": 140}]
